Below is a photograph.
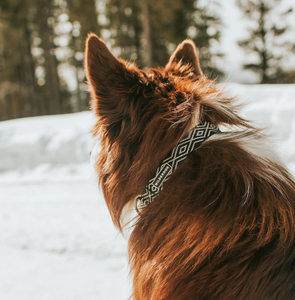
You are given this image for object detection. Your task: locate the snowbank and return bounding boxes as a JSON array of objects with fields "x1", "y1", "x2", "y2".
[
  {"x1": 229, "y1": 84, "x2": 295, "y2": 175},
  {"x1": 0, "y1": 84, "x2": 294, "y2": 177},
  {"x1": 0, "y1": 111, "x2": 95, "y2": 172}
]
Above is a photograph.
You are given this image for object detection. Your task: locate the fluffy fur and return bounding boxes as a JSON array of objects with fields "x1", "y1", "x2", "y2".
[{"x1": 85, "y1": 33, "x2": 295, "y2": 300}]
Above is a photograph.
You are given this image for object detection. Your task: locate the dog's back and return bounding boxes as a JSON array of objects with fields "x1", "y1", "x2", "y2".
[
  {"x1": 129, "y1": 131, "x2": 295, "y2": 300},
  {"x1": 85, "y1": 34, "x2": 295, "y2": 299}
]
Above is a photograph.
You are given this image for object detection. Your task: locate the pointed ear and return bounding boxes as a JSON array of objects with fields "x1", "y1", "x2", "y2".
[
  {"x1": 165, "y1": 39, "x2": 203, "y2": 76},
  {"x1": 85, "y1": 33, "x2": 139, "y2": 116}
]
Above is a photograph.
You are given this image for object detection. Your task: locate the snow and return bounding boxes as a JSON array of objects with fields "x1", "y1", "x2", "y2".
[
  {"x1": 228, "y1": 84, "x2": 295, "y2": 175},
  {"x1": 0, "y1": 181, "x2": 130, "y2": 300},
  {"x1": 0, "y1": 84, "x2": 295, "y2": 300},
  {"x1": 0, "y1": 112, "x2": 95, "y2": 172},
  {"x1": 0, "y1": 112, "x2": 131, "y2": 299}
]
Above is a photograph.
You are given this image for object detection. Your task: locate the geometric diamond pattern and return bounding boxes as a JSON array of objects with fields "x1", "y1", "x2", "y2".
[{"x1": 136, "y1": 121, "x2": 220, "y2": 211}]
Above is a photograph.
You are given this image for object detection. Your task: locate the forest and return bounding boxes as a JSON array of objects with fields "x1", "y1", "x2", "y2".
[{"x1": 0, "y1": 0, "x2": 294, "y2": 121}]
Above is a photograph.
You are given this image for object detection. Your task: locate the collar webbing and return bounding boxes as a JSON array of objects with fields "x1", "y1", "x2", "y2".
[{"x1": 136, "y1": 121, "x2": 220, "y2": 211}]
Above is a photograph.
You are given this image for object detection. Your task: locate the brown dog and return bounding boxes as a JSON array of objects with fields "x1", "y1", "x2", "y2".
[{"x1": 85, "y1": 33, "x2": 295, "y2": 300}]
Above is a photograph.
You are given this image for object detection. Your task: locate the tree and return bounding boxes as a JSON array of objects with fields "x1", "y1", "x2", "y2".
[
  {"x1": 67, "y1": 0, "x2": 101, "y2": 110},
  {"x1": 140, "y1": 0, "x2": 223, "y2": 75},
  {"x1": 138, "y1": 0, "x2": 152, "y2": 68},
  {"x1": 237, "y1": 0, "x2": 295, "y2": 83},
  {"x1": 34, "y1": 0, "x2": 62, "y2": 114},
  {"x1": 0, "y1": 0, "x2": 73, "y2": 120},
  {"x1": 0, "y1": 0, "x2": 41, "y2": 119},
  {"x1": 0, "y1": 0, "x2": 101, "y2": 120},
  {"x1": 104, "y1": 0, "x2": 223, "y2": 78},
  {"x1": 171, "y1": 0, "x2": 224, "y2": 78},
  {"x1": 105, "y1": 0, "x2": 142, "y2": 65}
]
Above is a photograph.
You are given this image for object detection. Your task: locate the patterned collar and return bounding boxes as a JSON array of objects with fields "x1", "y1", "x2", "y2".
[{"x1": 136, "y1": 121, "x2": 220, "y2": 211}]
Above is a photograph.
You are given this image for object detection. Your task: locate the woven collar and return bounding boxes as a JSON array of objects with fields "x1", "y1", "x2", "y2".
[{"x1": 136, "y1": 121, "x2": 220, "y2": 211}]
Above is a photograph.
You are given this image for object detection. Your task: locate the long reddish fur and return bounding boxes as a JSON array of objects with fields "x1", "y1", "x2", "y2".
[{"x1": 85, "y1": 33, "x2": 295, "y2": 299}]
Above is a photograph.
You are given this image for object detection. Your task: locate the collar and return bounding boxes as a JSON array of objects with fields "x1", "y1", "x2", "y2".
[{"x1": 136, "y1": 121, "x2": 220, "y2": 211}]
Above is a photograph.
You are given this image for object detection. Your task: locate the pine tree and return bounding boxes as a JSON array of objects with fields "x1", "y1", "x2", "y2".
[
  {"x1": 104, "y1": 0, "x2": 223, "y2": 77},
  {"x1": 67, "y1": 0, "x2": 101, "y2": 110},
  {"x1": 237, "y1": 0, "x2": 295, "y2": 83},
  {"x1": 0, "y1": 0, "x2": 75, "y2": 119},
  {"x1": 173, "y1": 0, "x2": 224, "y2": 78},
  {"x1": 0, "y1": 0, "x2": 41, "y2": 120},
  {"x1": 34, "y1": 0, "x2": 62, "y2": 115},
  {"x1": 105, "y1": 0, "x2": 142, "y2": 65},
  {"x1": 147, "y1": 0, "x2": 181, "y2": 68}
]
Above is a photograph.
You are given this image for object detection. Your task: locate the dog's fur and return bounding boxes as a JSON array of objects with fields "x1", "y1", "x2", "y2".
[{"x1": 85, "y1": 34, "x2": 295, "y2": 300}]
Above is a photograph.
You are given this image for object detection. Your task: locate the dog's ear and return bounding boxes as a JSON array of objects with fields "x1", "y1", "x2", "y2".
[
  {"x1": 165, "y1": 39, "x2": 203, "y2": 76},
  {"x1": 85, "y1": 33, "x2": 140, "y2": 118}
]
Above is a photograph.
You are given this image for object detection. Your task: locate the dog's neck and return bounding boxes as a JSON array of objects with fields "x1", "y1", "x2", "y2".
[{"x1": 136, "y1": 121, "x2": 220, "y2": 210}]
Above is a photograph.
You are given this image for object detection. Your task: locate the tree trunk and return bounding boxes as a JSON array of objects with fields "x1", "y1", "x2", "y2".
[
  {"x1": 20, "y1": 24, "x2": 39, "y2": 116},
  {"x1": 39, "y1": 0, "x2": 61, "y2": 115},
  {"x1": 138, "y1": 0, "x2": 152, "y2": 68},
  {"x1": 68, "y1": 0, "x2": 100, "y2": 111},
  {"x1": 260, "y1": 1, "x2": 268, "y2": 83}
]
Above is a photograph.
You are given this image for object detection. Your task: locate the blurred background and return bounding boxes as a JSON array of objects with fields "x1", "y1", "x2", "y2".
[
  {"x1": 0, "y1": 1, "x2": 295, "y2": 300},
  {"x1": 0, "y1": 0, "x2": 295, "y2": 121}
]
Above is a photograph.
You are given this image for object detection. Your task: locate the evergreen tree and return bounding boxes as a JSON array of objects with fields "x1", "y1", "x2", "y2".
[
  {"x1": 237, "y1": 0, "x2": 295, "y2": 83},
  {"x1": 104, "y1": 0, "x2": 223, "y2": 78},
  {"x1": 67, "y1": 0, "x2": 101, "y2": 110},
  {"x1": 0, "y1": 0, "x2": 73, "y2": 120},
  {"x1": 173, "y1": 0, "x2": 224, "y2": 78},
  {"x1": 35, "y1": 0, "x2": 63, "y2": 115},
  {"x1": 147, "y1": 0, "x2": 180, "y2": 68},
  {"x1": 105, "y1": 0, "x2": 142, "y2": 65},
  {"x1": 0, "y1": 0, "x2": 40, "y2": 119}
]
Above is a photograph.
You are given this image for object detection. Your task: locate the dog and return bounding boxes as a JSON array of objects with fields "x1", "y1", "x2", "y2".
[{"x1": 85, "y1": 33, "x2": 295, "y2": 300}]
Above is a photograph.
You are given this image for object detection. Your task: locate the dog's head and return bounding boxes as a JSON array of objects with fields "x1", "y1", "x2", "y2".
[{"x1": 85, "y1": 34, "x2": 248, "y2": 229}]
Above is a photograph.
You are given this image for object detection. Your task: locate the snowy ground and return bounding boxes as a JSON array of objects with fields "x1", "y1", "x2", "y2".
[
  {"x1": 0, "y1": 84, "x2": 295, "y2": 300},
  {"x1": 0, "y1": 113, "x2": 131, "y2": 299},
  {"x1": 0, "y1": 181, "x2": 130, "y2": 300}
]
